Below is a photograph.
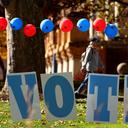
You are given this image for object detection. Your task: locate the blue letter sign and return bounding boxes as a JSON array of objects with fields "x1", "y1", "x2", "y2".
[
  {"x1": 124, "y1": 75, "x2": 128, "y2": 123},
  {"x1": 86, "y1": 73, "x2": 119, "y2": 123},
  {"x1": 7, "y1": 72, "x2": 41, "y2": 121},
  {"x1": 41, "y1": 73, "x2": 76, "y2": 120}
]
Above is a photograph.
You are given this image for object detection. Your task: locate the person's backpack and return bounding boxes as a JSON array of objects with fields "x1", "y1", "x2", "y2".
[{"x1": 80, "y1": 47, "x2": 93, "y2": 67}]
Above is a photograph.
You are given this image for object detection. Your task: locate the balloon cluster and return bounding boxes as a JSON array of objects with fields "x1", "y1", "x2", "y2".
[{"x1": 0, "y1": 17, "x2": 118, "y2": 38}]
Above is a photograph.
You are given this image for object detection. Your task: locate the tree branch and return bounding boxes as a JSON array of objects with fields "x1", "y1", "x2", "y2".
[
  {"x1": 111, "y1": 0, "x2": 128, "y2": 6},
  {"x1": 0, "y1": 0, "x2": 11, "y2": 7}
]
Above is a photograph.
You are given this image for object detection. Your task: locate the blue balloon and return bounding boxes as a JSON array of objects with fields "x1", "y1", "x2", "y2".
[
  {"x1": 104, "y1": 24, "x2": 118, "y2": 39},
  {"x1": 77, "y1": 18, "x2": 90, "y2": 32},
  {"x1": 10, "y1": 18, "x2": 23, "y2": 30},
  {"x1": 40, "y1": 19, "x2": 54, "y2": 33}
]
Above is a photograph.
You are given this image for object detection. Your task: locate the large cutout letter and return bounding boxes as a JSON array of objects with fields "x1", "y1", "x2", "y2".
[
  {"x1": 86, "y1": 73, "x2": 119, "y2": 123},
  {"x1": 124, "y1": 75, "x2": 128, "y2": 123},
  {"x1": 7, "y1": 72, "x2": 41, "y2": 121},
  {"x1": 41, "y1": 73, "x2": 76, "y2": 120}
]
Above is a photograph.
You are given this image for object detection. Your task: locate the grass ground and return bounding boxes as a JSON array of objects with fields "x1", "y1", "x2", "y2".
[{"x1": 0, "y1": 99, "x2": 128, "y2": 128}]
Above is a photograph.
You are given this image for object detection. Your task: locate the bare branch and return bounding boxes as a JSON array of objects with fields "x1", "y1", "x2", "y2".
[
  {"x1": 0, "y1": 0, "x2": 11, "y2": 7},
  {"x1": 111, "y1": 0, "x2": 128, "y2": 6}
]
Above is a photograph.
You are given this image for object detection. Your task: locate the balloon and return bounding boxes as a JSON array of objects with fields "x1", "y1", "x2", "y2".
[
  {"x1": 40, "y1": 19, "x2": 54, "y2": 33},
  {"x1": 24, "y1": 24, "x2": 36, "y2": 37},
  {"x1": 93, "y1": 18, "x2": 106, "y2": 32},
  {"x1": 104, "y1": 24, "x2": 118, "y2": 39},
  {"x1": 59, "y1": 19, "x2": 73, "y2": 32},
  {"x1": 77, "y1": 18, "x2": 90, "y2": 32},
  {"x1": 0, "y1": 17, "x2": 7, "y2": 31},
  {"x1": 10, "y1": 17, "x2": 23, "y2": 30}
]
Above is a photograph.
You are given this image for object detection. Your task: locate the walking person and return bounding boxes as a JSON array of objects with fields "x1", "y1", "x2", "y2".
[{"x1": 75, "y1": 37, "x2": 104, "y2": 97}]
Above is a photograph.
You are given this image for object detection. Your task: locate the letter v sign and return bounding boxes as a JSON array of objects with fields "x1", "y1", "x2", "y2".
[{"x1": 7, "y1": 72, "x2": 41, "y2": 121}]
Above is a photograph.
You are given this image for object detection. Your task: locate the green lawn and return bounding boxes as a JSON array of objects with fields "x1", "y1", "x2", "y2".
[{"x1": 0, "y1": 99, "x2": 128, "y2": 128}]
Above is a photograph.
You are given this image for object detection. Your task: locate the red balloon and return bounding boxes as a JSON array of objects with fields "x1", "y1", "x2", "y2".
[
  {"x1": 0, "y1": 17, "x2": 7, "y2": 31},
  {"x1": 60, "y1": 19, "x2": 73, "y2": 32},
  {"x1": 93, "y1": 18, "x2": 106, "y2": 32},
  {"x1": 24, "y1": 24, "x2": 36, "y2": 37}
]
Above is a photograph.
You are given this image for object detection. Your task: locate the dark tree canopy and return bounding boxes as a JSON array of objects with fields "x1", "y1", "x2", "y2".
[{"x1": 0, "y1": 0, "x2": 11, "y2": 6}]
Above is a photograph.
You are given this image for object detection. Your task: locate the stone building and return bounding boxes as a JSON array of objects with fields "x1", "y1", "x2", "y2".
[
  {"x1": 45, "y1": 23, "x2": 89, "y2": 80},
  {"x1": 44, "y1": 1, "x2": 128, "y2": 81}
]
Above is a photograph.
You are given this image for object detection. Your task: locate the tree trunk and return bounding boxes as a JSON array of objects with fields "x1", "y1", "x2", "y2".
[{"x1": 1, "y1": 0, "x2": 46, "y2": 99}]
